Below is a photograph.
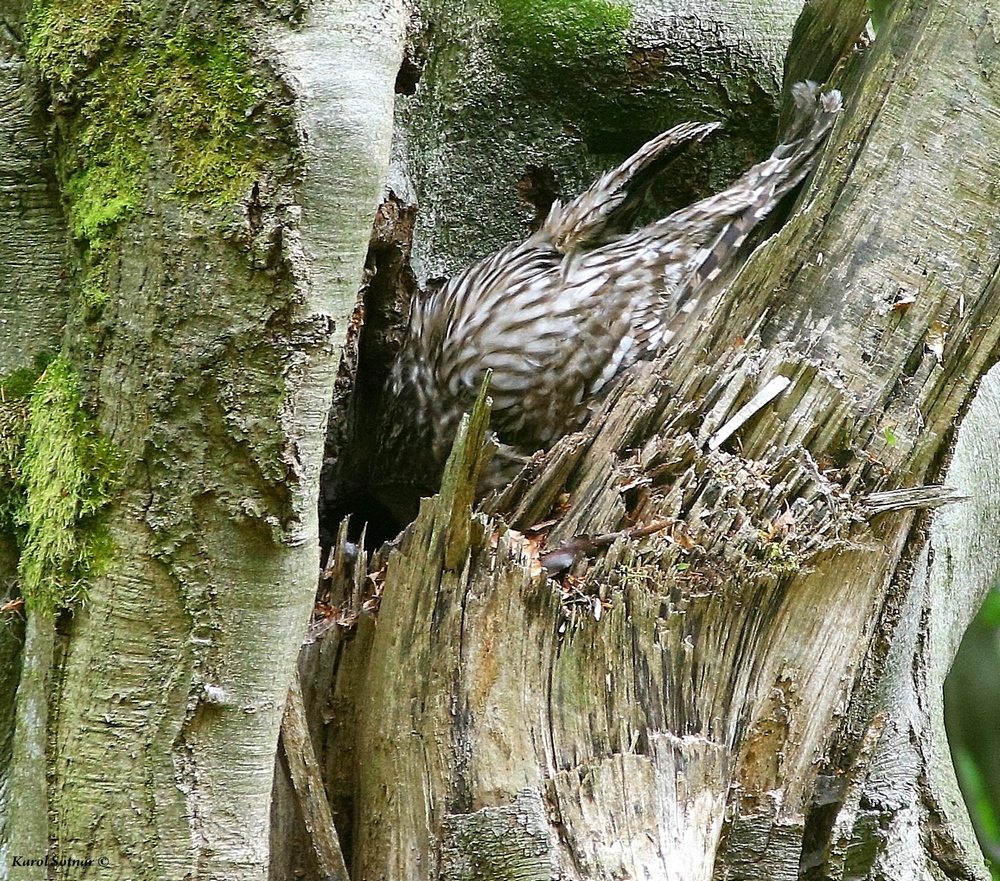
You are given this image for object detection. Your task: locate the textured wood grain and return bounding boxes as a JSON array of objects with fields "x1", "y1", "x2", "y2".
[{"x1": 318, "y1": 1, "x2": 1000, "y2": 879}]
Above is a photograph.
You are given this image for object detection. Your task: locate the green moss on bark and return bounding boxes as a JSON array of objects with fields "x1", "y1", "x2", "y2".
[
  {"x1": 495, "y1": 0, "x2": 631, "y2": 63},
  {"x1": 26, "y1": 0, "x2": 269, "y2": 303},
  {"x1": 0, "y1": 359, "x2": 53, "y2": 535},
  {"x1": 0, "y1": 403, "x2": 31, "y2": 537},
  {"x1": 0, "y1": 357, "x2": 119, "y2": 615}
]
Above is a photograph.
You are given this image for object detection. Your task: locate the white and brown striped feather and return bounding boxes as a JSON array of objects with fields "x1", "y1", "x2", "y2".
[{"x1": 385, "y1": 83, "x2": 842, "y2": 485}]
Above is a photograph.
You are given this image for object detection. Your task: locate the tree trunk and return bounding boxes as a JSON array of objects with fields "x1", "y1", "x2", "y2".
[
  {"x1": 2, "y1": 0, "x2": 997, "y2": 877},
  {"x1": 0, "y1": 0, "x2": 404, "y2": 878},
  {"x1": 306, "y1": 0, "x2": 1000, "y2": 878}
]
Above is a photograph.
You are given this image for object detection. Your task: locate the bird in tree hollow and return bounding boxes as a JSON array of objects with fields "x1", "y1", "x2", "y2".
[{"x1": 356, "y1": 82, "x2": 842, "y2": 530}]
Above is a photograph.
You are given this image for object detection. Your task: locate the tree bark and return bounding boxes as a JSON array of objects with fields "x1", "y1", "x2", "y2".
[
  {"x1": 312, "y1": 0, "x2": 1000, "y2": 878},
  {"x1": 0, "y1": 6, "x2": 71, "y2": 875},
  {"x1": 3, "y1": 0, "x2": 996, "y2": 877},
  {"x1": 0, "y1": 1, "x2": 404, "y2": 879}
]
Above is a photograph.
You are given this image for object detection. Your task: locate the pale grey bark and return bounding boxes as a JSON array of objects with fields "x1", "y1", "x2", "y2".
[
  {"x1": 263, "y1": 2, "x2": 407, "y2": 876},
  {"x1": 5, "y1": 615, "x2": 51, "y2": 881},
  {"x1": 866, "y1": 367, "x2": 1000, "y2": 880},
  {"x1": 0, "y1": 2, "x2": 405, "y2": 880},
  {"x1": 835, "y1": 367, "x2": 1000, "y2": 881},
  {"x1": 268, "y1": 0, "x2": 405, "y2": 334}
]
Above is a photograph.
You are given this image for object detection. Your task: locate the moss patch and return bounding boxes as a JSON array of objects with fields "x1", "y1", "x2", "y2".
[
  {"x1": 486, "y1": 0, "x2": 640, "y2": 141},
  {"x1": 0, "y1": 358, "x2": 54, "y2": 534},
  {"x1": 493, "y1": 0, "x2": 632, "y2": 71},
  {"x1": 1, "y1": 357, "x2": 119, "y2": 615},
  {"x1": 0, "y1": 399, "x2": 32, "y2": 537},
  {"x1": 159, "y1": 27, "x2": 262, "y2": 200},
  {"x1": 27, "y1": 0, "x2": 267, "y2": 302}
]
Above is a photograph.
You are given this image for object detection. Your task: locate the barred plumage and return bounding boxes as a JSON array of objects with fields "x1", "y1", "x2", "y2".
[{"x1": 373, "y1": 82, "x2": 841, "y2": 522}]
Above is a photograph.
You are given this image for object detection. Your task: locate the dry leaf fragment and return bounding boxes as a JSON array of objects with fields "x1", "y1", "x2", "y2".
[
  {"x1": 891, "y1": 290, "x2": 916, "y2": 311},
  {"x1": 926, "y1": 320, "x2": 948, "y2": 360},
  {"x1": 671, "y1": 523, "x2": 697, "y2": 550},
  {"x1": 767, "y1": 508, "x2": 797, "y2": 540}
]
